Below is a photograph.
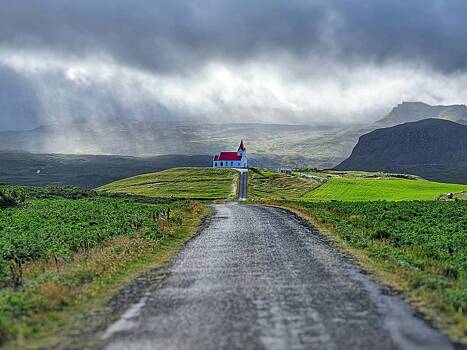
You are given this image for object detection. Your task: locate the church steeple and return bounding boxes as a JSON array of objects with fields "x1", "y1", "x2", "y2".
[{"x1": 237, "y1": 140, "x2": 246, "y2": 158}]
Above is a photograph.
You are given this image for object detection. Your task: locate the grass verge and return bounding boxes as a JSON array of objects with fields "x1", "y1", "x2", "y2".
[
  {"x1": 0, "y1": 194, "x2": 209, "y2": 349},
  {"x1": 260, "y1": 200, "x2": 467, "y2": 345}
]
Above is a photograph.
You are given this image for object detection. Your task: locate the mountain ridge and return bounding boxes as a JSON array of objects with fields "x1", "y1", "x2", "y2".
[
  {"x1": 376, "y1": 101, "x2": 467, "y2": 127},
  {"x1": 336, "y1": 118, "x2": 467, "y2": 184}
]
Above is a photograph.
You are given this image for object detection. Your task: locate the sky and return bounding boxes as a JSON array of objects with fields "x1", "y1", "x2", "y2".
[{"x1": 1, "y1": 0, "x2": 467, "y2": 131}]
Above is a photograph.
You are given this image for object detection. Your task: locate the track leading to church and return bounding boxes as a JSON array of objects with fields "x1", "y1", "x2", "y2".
[
  {"x1": 238, "y1": 169, "x2": 248, "y2": 201},
  {"x1": 102, "y1": 203, "x2": 453, "y2": 350}
]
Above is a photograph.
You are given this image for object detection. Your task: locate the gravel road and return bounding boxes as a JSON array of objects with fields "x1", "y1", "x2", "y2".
[
  {"x1": 102, "y1": 203, "x2": 453, "y2": 350},
  {"x1": 238, "y1": 169, "x2": 248, "y2": 201}
]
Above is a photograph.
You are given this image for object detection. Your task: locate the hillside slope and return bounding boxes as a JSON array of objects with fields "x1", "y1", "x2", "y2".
[
  {"x1": 98, "y1": 167, "x2": 239, "y2": 200},
  {"x1": 0, "y1": 152, "x2": 212, "y2": 188},
  {"x1": 336, "y1": 119, "x2": 467, "y2": 184}
]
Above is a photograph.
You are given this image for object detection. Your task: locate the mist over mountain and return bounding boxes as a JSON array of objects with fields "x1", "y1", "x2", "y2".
[
  {"x1": 0, "y1": 120, "x2": 353, "y2": 168},
  {"x1": 376, "y1": 102, "x2": 467, "y2": 127},
  {"x1": 337, "y1": 119, "x2": 467, "y2": 184}
]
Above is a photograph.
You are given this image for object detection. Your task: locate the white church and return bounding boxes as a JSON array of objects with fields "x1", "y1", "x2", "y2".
[{"x1": 213, "y1": 140, "x2": 248, "y2": 169}]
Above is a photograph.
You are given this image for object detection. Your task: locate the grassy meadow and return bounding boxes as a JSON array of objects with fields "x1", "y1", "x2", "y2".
[
  {"x1": 302, "y1": 177, "x2": 467, "y2": 201},
  {"x1": 248, "y1": 168, "x2": 319, "y2": 200},
  {"x1": 98, "y1": 167, "x2": 239, "y2": 200}
]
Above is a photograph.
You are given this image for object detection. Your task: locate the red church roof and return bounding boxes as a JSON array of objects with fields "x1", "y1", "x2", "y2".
[
  {"x1": 213, "y1": 141, "x2": 246, "y2": 162},
  {"x1": 215, "y1": 152, "x2": 241, "y2": 161}
]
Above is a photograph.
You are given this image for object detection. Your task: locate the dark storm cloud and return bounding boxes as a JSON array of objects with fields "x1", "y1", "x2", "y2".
[
  {"x1": 1, "y1": 0, "x2": 467, "y2": 133},
  {"x1": 0, "y1": 0, "x2": 327, "y2": 73},
  {"x1": 332, "y1": 0, "x2": 467, "y2": 73},
  {"x1": 1, "y1": 0, "x2": 466, "y2": 74}
]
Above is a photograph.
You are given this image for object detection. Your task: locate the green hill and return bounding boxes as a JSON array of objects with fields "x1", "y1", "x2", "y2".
[{"x1": 98, "y1": 167, "x2": 239, "y2": 200}]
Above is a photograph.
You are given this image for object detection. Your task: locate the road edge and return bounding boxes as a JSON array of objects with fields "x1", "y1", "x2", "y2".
[
  {"x1": 17, "y1": 204, "x2": 214, "y2": 350},
  {"x1": 259, "y1": 202, "x2": 467, "y2": 349}
]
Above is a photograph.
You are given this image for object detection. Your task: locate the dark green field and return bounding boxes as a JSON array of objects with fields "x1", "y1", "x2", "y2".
[
  {"x1": 293, "y1": 200, "x2": 467, "y2": 340},
  {"x1": 0, "y1": 184, "x2": 206, "y2": 347}
]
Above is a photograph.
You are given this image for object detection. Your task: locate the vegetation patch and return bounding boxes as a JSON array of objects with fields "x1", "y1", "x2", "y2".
[
  {"x1": 248, "y1": 168, "x2": 319, "y2": 200},
  {"x1": 284, "y1": 200, "x2": 467, "y2": 343},
  {"x1": 302, "y1": 177, "x2": 467, "y2": 201},
  {"x1": 98, "y1": 167, "x2": 239, "y2": 200},
  {"x1": 454, "y1": 191, "x2": 467, "y2": 200},
  {"x1": 0, "y1": 189, "x2": 25, "y2": 208}
]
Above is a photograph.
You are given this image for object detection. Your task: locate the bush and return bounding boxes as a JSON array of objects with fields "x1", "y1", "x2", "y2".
[{"x1": 0, "y1": 189, "x2": 25, "y2": 208}]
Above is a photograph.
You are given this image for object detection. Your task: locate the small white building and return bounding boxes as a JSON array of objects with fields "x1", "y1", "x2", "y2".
[{"x1": 213, "y1": 140, "x2": 248, "y2": 169}]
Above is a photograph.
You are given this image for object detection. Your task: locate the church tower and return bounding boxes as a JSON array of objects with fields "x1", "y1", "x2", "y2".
[
  {"x1": 237, "y1": 140, "x2": 247, "y2": 168},
  {"x1": 237, "y1": 140, "x2": 245, "y2": 156}
]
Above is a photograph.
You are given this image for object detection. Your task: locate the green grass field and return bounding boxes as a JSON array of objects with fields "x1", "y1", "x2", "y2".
[
  {"x1": 98, "y1": 167, "x2": 238, "y2": 200},
  {"x1": 293, "y1": 200, "x2": 467, "y2": 341},
  {"x1": 302, "y1": 177, "x2": 467, "y2": 201},
  {"x1": 248, "y1": 168, "x2": 319, "y2": 200}
]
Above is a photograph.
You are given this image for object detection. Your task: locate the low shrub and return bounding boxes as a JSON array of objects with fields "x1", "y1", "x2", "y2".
[{"x1": 0, "y1": 189, "x2": 25, "y2": 208}]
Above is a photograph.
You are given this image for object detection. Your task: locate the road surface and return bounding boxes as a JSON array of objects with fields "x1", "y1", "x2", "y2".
[
  {"x1": 238, "y1": 169, "x2": 248, "y2": 201},
  {"x1": 102, "y1": 204, "x2": 453, "y2": 350}
]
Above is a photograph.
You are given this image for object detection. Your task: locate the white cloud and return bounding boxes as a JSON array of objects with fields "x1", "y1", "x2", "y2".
[{"x1": 1, "y1": 49, "x2": 467, "y2": 128}]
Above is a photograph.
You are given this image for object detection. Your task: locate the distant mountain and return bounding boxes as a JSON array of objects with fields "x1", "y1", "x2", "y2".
[
  {"x1": 336, "y1": 119, "x2": 467, "y2": 184},
  {"x1": 3, "y1": 101, "x2": 466, "y2": 171},
  {"x1": 376, "y1": 101, "x2": 467, "y2": 127}
]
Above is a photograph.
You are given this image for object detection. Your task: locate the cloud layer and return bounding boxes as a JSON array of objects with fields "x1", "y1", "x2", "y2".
[{"x1": 1, "y1": 0, "x2": 467, "y2": 130}]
